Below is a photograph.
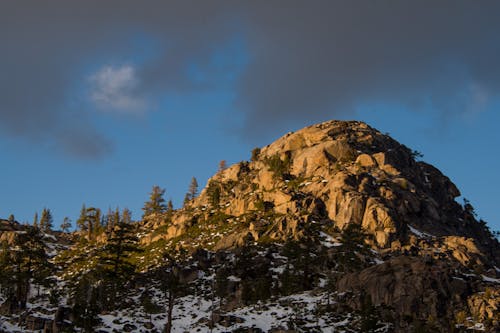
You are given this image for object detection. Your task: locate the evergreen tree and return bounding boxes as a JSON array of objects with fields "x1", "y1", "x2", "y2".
[
  {"x1": 207, "y1": 181, "x2": 221, "y2": 209},
  {"x1": 167, "y1": 200, "x2": 174, "y2": 213},
  {"x1": 77, "y1": 206, "x2": 101, "y2": 240},
  {"x1": 77, "y1": 204, "x2": 86, "y2": 230},
  {"x1": 96, "y1": 210, "x2": 141, "y2": 306},
  {"x1": 103, "y1": 208, "x2": 114, "y2": 233},
  {"x1": 215, "y1": 265, "x2": 230, "y2": 308},
  {"x1": 141, "y1": 292, "x2": 162, "y2": 327},
  {"x1": 337, "y1": 223, "x2": 370, "y2": 272},
  {"x1": 60, "y1": 217, "x2": 72, "y2": 233},
  {"x1": 0, "y1": 226, "x2": 51, "y2": 312},
  {"x1": 157, "y1": 255, "x2": 185, "y2": 333},
  {"x1": 183, "y1": 177, "x2": 198, "y2": 207},
  {"x1": 142, "y1": 185, "x2": 167, "y2": 217},
  {"x1": 111, "y1": 207, "x2": 120, "y2": 232},
  {"x1": 188, "y1": 176, "x2": 198, "y2": 200},
  {"x1": 166, "y1": 200, "x2": 174, "y2": 220},
  {"x1": 8, "y1": 214, "x2": 15, "y2": 223},
  {"x1": 71, "y1": 273, "x2": 102, "y2": 332},
  {"x1": 183, "y1": 193, "x2": 191, "y2": 208},
  {"x1": 218, "y1": 160, "x2": 227, "y2": 173},
  {"x1": 33, "y1": 212, "x2": 39, "y2": 228},
  {"x1": 0, "y1": 242, "x2": 16, "y2": 312},
  {"x1": 122, "y1": 208, "x2": 132, "y2": 224},
  {"x1": 39, "y1": 208, "x2": 53, "y2": 232},
  {"x1": 106, "y1": 207, "x2": 120, "y2": 233}
]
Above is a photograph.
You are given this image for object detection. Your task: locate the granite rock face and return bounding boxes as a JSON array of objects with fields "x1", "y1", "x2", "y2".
[
  {"x1": 138, "y1": 120, "x2": 499, "y2": 331},
  {"x1": 145, "y1": 120, "x2": 498, "y2": 261}
]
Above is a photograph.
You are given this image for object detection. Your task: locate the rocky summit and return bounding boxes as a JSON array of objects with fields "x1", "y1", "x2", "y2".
[{"x1": 1, "y1": 120, "x2": 499, "y2": 333}]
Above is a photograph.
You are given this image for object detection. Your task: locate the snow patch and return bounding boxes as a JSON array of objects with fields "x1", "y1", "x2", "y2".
[
  {"x1": 319, "y1": 232, "x2": 342, "y2": 248},
  {"x1": 481, "y1": 275, "x2": 500, "y2": 284},
  {"x1": 408, "y1": 225, "x2": 434, "y2": 238}
]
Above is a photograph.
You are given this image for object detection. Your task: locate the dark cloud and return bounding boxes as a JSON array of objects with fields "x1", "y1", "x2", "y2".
[
  {"x1": 1, "y1": 1, "x2": 500, "y2": 156},
  {"x1": 237, "y1": 1, "x2": 500, "y2": 135}
]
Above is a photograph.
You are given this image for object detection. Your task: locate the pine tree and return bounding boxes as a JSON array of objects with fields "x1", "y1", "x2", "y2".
[
  {"x1": 39, "y1": 208, "x2": 53, "y2": 232},
  {"x1": 104, "y1": 207, "x2": 120, "y2": 234},
  {"x1": 94, "y1": 208, "x2": 102, "y2": 234},
  {"x1": 103, "y1": 208, "x2": 113, "y2": 233},
  {"x1": 166, "y1": 200, "x2": 174, "y2": 220},
  {"x1": 218, "y1": 160, "x2": 227, "y2": 173},
  {"x1": 60, "y1": 217, "x2": 72, "y2": 233},
  {"x1": 111, "y1": 207, "x2": 120, "y2": 232},
  {"x1": 0, "y1": 226, "x2": 51, "y2": 312},
  {"x1": 188, "y1": 177, "x2": 198, "y2": 200},
  {"x1": 337, "y1": 223, "x2": 370, "y2": 272},
  {"x1": 77, "y1": 204, "x2": 86, "y2": 230},
  {"x1": 122, "y1": 208, "x2": 132, "y2": 224},
  {"x1": 157, "y1": 255, "x2": 185, "y2": 333},
  {"x1": 142, "y1": 185, "x2": 167, "y2": 217},
  {"x1": 141, "y1": 292, "x2": 162, "y2": 327},
  {"x1": 207, "y1": 181, "x2": 221, "y2": 208},
  {"x1": 77, "y1": 206, "x2": 101, "y2": 240},
  {"x1": 96, "y1": 210, "x2": 141, "y2": 307},
  {"x1": 33, "y1": 212, "x2": 39, "y2": 228},
  {"x1": 0, "y1": 242, "x2": 16, "y2": 312},
  {"x1": 71, "y1": 273, "x2": 102, "y2": 332},
  {"x1": 183, "y1": 193, "x2": 191, "y2": 208},
  {"x1": 8, "y1": 214, "x2": 15, "y2": 223}
]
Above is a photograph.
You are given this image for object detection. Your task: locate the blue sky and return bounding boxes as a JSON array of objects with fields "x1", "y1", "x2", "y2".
[{"x1": 1, "y1": 1, "x2": 500, "y2": 232}]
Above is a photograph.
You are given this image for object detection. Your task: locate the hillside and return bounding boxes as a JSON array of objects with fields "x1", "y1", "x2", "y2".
[{"x1": 1, "y1": 120, "x2": 499, "y2": 332}]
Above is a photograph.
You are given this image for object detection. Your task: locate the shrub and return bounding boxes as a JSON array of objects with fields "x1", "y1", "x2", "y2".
[
  {"x1": 251, "y1": 147, "x2": 261, "y2": 161},
  {"x1": 264, "y1": 152, "x2": 291, "y2": 179}
]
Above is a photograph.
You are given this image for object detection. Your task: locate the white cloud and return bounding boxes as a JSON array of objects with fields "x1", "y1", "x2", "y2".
[{"x1": 89, "y1": 65, "x2": 147, "y2": 113}]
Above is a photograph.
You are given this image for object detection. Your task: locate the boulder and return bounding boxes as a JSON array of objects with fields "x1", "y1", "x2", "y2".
[
  {"x1": 337, "y1": 257, "x2": 467, "y2": 327},
  {"x1": 356, "y1": 153, "x2": 376, "y2": 167}
]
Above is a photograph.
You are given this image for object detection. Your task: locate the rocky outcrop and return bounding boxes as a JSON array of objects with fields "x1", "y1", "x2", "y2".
[
  {"x1": 467, "y1": 289, "x2": 500, "y2": 326},
  {"x1": 337, "y1": 256, "x2": 500, "y2": 331},
  {"x1": 337, "y1": 257, "x2": 460, "y2": 322},
  {"x1": 0, "y1": 219, "x2": 23, "y2": 245},
  {"x1": 143, "y1": 120, "x2": 498, "y2": 266},
  {"x1": 134, "y1": 120, "x2": 500, "y2": 332}
]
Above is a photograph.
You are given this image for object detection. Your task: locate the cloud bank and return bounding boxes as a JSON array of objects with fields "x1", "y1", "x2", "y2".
[{"x1": 1, "y1": 1, "x2": 500, "y2": 157}]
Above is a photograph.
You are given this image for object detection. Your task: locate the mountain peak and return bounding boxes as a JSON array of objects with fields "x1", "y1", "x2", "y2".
[{"x1": 143, "y1": 119, "x2": 497, "y2": 265}]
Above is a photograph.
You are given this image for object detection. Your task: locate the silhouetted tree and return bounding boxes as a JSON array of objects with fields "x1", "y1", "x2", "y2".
[
  {"x1": 143, "y1": 185, "x2": 167, "y2": 217},
  {"x1": 77, "y1": 206, "x2": 101, "y2": 240},
  {"x1": 122, "y1": 208, "x2": 132, "y2": 224},
  {"x1": 188, "y1": 177, "x2": 198, "y2": 200},
  {"x1": 183, "y1": 193, "x2": 191, "y2": 208},
  {"x1": 39, "y1": 208, "x2": 53, "y2": 232},
  {"x1": 218, "y1": 160, "x2": 227, "y2": 173},
  {"x1": 60, "y1": 217, "x2": 72, "y2": 233},
  {"x1": 32, "y1": 212, "x2": 38, "y2": 228}
]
